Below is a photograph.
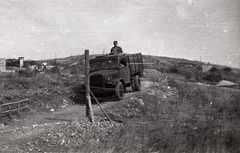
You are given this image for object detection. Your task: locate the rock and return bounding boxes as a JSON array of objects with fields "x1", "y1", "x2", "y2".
[
  {"x1": 216, "y1": 80, "x2": 238, "y2": 87},
  {"x1": 0, "y1": 123, "x2": 4, "y2": 129},
  {"x1": 130, "y1": 97, "x2": 137, "y2": 101},
  {"x1": 138, "y1": 99, "x2": 144, "y2": 105},
  {"x1": 60, "y1": 139, "x2": 65, "y2": 145}
]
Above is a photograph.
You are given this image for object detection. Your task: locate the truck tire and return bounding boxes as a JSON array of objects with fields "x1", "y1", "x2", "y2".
[
  {"x1": 133, "y1": 75, "x2": 141, "y2": 91},
  {"x1": 115, "y1": 82, "x2": 125, "y2": 100}
]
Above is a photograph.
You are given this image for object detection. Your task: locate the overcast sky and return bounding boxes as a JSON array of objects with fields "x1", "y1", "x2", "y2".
[{"x1": 0, "y1": 0, "x2": 239, "y2": 68}]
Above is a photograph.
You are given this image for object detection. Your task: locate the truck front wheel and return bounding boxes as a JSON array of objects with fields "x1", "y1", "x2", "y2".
[{"x1": 115, "y1": 82, "x2": 125, "y2": 100}]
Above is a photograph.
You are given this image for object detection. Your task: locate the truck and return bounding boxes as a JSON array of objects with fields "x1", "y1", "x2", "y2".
[{"x1": 89, "y1": 53, "x2": 144, "y2": 100}]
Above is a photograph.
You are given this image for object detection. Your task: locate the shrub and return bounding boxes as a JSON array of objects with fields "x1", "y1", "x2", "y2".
[
  {"x1": 195, "y1": 65, "x2": 203, "y2": 71},
  {"x1": 168, "y1": 65, "x2": 179, "y2": 74},
  {"x1": 50, "y1": 66, "x2": 60, "y2": 74},
  {"x1": 209, "y1": 67, "x2": 218, "y2": 72},
  {"x1": 203, "y1": 71, "x2": 222, "y2": 82},
  {"x1": 70, "y1": 67, "x2": 78, "y2": 74},
  {"x1": 222, "y1": 67, "x2": 232, "y2": 73},
  {"x1": 182, "y1": 69, "x2": 194, "y2": 80}
]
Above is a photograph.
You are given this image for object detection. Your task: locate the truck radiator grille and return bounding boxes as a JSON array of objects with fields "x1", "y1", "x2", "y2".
[{"x1": 90, "y1": 74, "x2": 104, "y2": 88}]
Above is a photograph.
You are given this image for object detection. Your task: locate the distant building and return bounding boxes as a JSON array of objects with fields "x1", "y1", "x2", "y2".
[
  {"x1": 0, "y1": 58, "x2": 6, "y2": 71},
  {"x1": 18, "y1": 57, "x2": 24, "y2": 68}
]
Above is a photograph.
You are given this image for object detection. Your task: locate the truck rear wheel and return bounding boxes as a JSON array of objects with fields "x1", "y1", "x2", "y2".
[
  {"x1": 115, "y1": 82, "x2": 125, "y2": 100},
  {"x1": 133, "y1": 75, "x2": 141, "y2": 91},
  {"x1": 131, "y1": 82, "x2": 136, "y2": 91}
]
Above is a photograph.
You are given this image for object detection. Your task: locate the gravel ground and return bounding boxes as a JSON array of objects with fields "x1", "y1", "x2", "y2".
[{"x1": 23, "y1": 116, "x2": 123, "y2": 152}]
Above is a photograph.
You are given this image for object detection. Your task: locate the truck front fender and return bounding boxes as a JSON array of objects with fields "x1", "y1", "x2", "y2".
[
  {"x1": 111, "y1": 78, "x2": 122, "y2": 84},
  {"x1": 111, "y1": 78, "x2": 126, "y2": 90}
]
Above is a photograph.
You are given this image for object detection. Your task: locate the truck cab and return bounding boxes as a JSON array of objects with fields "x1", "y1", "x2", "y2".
[{"x1": 89, "y1": 53, "x2": 143, "y2": 100}]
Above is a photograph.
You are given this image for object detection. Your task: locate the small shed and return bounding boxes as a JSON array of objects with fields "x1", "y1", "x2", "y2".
[
  {"x1": 0, "y1": 58, "x2": 6, "y2": 71},
  {"x1": 18, "y1": 57, "x2": 24, "y2": 68}
]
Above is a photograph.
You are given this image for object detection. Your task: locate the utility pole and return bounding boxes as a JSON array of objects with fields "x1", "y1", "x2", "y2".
[
  {"x1": 54, "y1": 52, "x2": 57, "y2": 65},
  {"x1": 85, "y1": 50, "x2": 95, "y2": 125},
  {"x1": 238, "y1": 48, "x2": 240, "y2": 68}
]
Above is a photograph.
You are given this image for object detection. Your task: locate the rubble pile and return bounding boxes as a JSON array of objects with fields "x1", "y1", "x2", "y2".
[
  {"x1": 143, "y1": 80, "x2": 178, "y2": 102},
  {"x1": 24, "y1": 116, "x2": 122, "y2": 152}
]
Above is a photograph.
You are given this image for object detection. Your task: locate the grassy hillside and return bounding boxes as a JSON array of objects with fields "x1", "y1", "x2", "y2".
[
  {"x1": 1, "y1": 54, "x2": 240, "y2": 152},
  {"x1": 143, "y1": 55, "x2": 240, "y2": 88},
  {"x1": 95, "y1": 73, "x2": 240, "y2": 152}
]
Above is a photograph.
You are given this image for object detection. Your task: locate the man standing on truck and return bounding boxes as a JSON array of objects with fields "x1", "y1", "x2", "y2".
[{"x1": 110, "y1": 41, "x2": 123, "y2": 54}]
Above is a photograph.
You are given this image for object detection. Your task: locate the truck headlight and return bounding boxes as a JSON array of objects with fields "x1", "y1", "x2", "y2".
[{"x1": 104, "y1": 75, "x2": 112, "y2": 81}]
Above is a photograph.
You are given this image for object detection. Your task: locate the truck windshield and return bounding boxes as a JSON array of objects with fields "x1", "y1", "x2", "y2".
[{"x1": 90, "y1": 60, "x2": 118, "y2": 71}]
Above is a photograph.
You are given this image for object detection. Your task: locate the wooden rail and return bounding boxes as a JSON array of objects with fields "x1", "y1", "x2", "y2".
[{"x1": 0, "y1": 99, "x2": 30, "y2": 120}]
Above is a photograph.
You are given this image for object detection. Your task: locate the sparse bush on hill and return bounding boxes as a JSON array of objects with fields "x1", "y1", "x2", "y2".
[
  {"x1": 49, "y1": 66, "x2": 60, "y2": 74},
  {"x1": 182, "y1": 69, "x2": 194, "y2": 80},
  {"x1": 209, "y1": 66, "x2": 218, "y2": 72},
  {"x1": 222, "y1": 67, "x2": 232, "y2": 73},
  {"x1": 202, "y1": 71, "x2": 222, "y2": 82},
  {"x1": 70, "y1": 67, "x2": 79, "y2": 74},
  {"x1": 167, "y1": 65, "x2": 196, "y2": 80},
  {"x1": 168, "y1": 65, "x2": 179, "y2": 73}
]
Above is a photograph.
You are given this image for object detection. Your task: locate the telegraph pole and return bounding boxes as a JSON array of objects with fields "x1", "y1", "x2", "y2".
[
  {"x1": 85, "y1": 50, "x2": 95, "y2": 125},
  {"x1": 238, "y1": 49, "x2": 240, "y2": 68}
]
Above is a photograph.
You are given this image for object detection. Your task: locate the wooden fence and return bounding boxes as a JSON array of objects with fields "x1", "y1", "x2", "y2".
[{"x1": 0, "y1": 99, "x2": 30, "y2": 120}]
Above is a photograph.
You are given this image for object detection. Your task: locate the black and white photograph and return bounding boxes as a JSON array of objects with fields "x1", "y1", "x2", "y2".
[{"x1": 0, "y1": 0, "x2": 240, "y2": 152}]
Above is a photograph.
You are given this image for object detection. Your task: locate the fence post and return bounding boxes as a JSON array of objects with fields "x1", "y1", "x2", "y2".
[
  {"x1": 0, "y1": 105, "x2": 2, "y2": 121},
  {"x1": 85, "y1": 50, "x2": 95, "y2": 125}
]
